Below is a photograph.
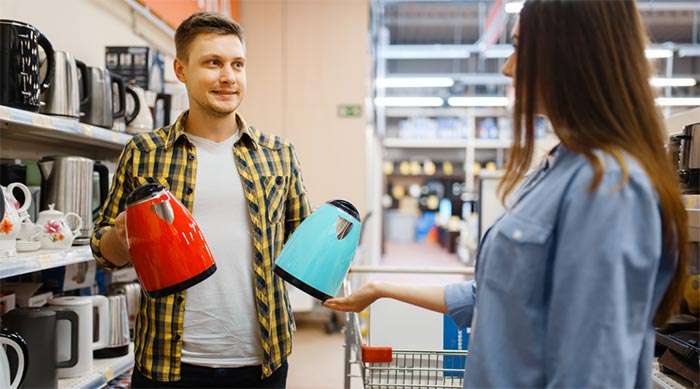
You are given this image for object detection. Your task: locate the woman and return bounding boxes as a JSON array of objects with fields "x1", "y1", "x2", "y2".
[{"x1": 324, "y1": 1, "x2": 689, "y2": 387}]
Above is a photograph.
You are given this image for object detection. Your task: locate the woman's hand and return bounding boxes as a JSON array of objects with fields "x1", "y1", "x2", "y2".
[{"x1": 323, "y1": 282, "x2": 383, "y2": 312}]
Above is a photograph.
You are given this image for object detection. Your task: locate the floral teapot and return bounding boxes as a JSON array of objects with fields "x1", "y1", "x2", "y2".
[
  {"x1": 36, "y1": 204, "x2": 83, "y2": 249},
  {"x1": 0, "y1": 183, "x2": 32, "y2": 257}
]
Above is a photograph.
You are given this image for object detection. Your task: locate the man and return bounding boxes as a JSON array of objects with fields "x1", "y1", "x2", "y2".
[{"x1": 91, "y1": 12, "x2": 311, "y2": 388}]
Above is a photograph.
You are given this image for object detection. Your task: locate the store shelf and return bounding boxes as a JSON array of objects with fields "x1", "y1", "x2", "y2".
[
  {"x1": 58, "y1": 344, "x2": 134, "y2": 389},
  {"x1": 0, "y1": 245, "x2": 93, "y2": 280},
  {"x1": 384, "y1": 138, "x2": 469, "y2": 149},
  {"x1": 0, "y1": 105, "x2": 132, "y2": 151},
  {"x1": 471, "y1": 139, "x2": 512, "y2": 149},
  {"x1": 384, "y1": 107, "x2": 470, "y2": 118},
  {"x1": 386, "y1": 173, "x2": 465, "y2": 180}
]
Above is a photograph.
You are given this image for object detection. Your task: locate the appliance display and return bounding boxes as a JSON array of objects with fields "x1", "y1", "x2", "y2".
[
  {"x1": 39, "y1": 50, "x2": 88, "y2": 119},
  {"x1": 38, "y1": 156, "x2": 109, "y2": 244},
  {"x1": 80, "y1": 66, "x2": 125, "y2": 129},
  {"x1": 3, "y1": 307, "x2": 79, "y2": 389},
  {"x1": 126, "y1": 183, "x2": 216, "y2": 297},
  {"x1": 0, "y1": 19, "x2": 54, "y2": 111}
]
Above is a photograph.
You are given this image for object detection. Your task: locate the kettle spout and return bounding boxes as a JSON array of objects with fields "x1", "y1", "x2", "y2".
[{"x1": 38, "y1": 160, "x2": 54, "y2": 179}]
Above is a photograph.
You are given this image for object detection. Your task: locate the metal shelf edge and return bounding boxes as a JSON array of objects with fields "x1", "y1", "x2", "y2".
[
  {"x1": 0, "y1": 245, "x2": 94, "y2": 280},
  {"x1": 0, "y1": 105, "x2": 132, "y2": 150}
]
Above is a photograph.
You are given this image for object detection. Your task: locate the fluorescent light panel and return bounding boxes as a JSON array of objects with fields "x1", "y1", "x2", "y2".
[
  {"x1": 448, "y1": 97, "x2": 509, "y2": 107},
  {"x1": 656, "y1": 97, "x2": 700, "y2": 107},
  {"x1": 504, "y1": 1, "x2": 524, "y2": 14},
  {"x1": 650, "y1": 77, "x2": 697, "y2": 87},
  {"x1": 645, "y1": 49, "x2": 673, "y2": 59},
  {"x1": 376, "y1": 77, "x2": 454, "y2": 88},
  {"x1": 374, "y1": 97, "x2": 444, "y2": 107}
]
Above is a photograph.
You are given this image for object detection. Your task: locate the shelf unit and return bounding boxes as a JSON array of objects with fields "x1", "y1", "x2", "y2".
[
  {"x1": 0, "y1": 105, "x2": 132, "y2": 160},
  {"x1": 58, "y1": 344, "x2": 134, "y2": 389},
  {"x1": 0, "y1": 245, "x2": 94, "y2": 279},
  {"x1": 1, "y1": 104, "x2": 135, "y2": 388}
]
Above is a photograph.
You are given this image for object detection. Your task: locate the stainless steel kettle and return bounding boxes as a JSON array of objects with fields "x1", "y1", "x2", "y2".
[
  {"x1": 80, "y1": 66, "x2": 125, "y2": 129},
  {"x1": 38, "y1": 156, "x2": 110, "y2": 244},
  {"x1": 39, "y1": 51, "x2": 88, "y2": 119},
  {"x1": 94, "y1": 294, "x2": 130, "y2": 359}
]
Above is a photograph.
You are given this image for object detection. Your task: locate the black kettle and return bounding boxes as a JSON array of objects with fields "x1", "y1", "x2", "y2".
[{"x1": 0, "y1": 19, "x2": 55, "y2": 112}]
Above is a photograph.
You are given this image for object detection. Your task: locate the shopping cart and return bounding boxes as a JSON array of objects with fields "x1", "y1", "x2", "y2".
[{"x1": 342, "y1": 265, "x2": 474, "y2": 389}]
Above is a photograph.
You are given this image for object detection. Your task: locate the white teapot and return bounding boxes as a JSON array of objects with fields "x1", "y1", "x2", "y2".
[
  {"x1": 0, "y1": 183, "x2": 32, "y2": 257},
  {"x1": 36, "y1": 204, "x2": 83, "y2": 249}
]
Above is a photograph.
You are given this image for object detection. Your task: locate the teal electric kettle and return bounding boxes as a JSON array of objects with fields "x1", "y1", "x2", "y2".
[{"x1": 273, "y1": 199, "x2": 362, "y2": 301}]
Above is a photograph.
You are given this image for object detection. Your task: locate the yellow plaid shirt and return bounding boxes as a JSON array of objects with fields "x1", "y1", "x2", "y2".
[{"x1": 91, "y1": 111, "x2": 311, "y2": 381}]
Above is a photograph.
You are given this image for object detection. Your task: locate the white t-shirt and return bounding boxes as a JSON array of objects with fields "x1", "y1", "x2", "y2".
[{"x1": 181, "y1": 131, "x2": 263, "y2": 368}]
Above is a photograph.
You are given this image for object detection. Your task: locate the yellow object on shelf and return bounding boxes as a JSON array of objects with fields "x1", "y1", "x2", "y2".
[
  {"x1": 485, "y1": 161, "x2": 497, "y2": 171},
  {"x1": 442, "y1": 161, "x2": 454, "y2": 175},
  {"x1": 383, "y1": 161, "x2": 394, "y2": 175},
  {"x1": 410, "y1": 161, "x2": 422, "y2": 175},
  {"x1": 391, "y1": 185, "x2": 406, "y2": 199},
  {"x1": 423, "y1": 160, "x2": 436, "y2": 175},
  {"x1": 472, "y1": 162, "x2": 482, "y2": 175},
  {"x1": 399, "y1": 161, "x2": 411, "y2": 175}
]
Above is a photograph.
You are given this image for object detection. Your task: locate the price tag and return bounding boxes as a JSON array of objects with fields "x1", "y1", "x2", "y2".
[
  {"x1": 37, "y1": 253, "x2": 53, "y2": 268},
  {"x1": 103, "y1": 367, "x2": 114, "y2": 381},
  {"x1": 82, "y1": 124, "x2": 93, "y2": 138}
]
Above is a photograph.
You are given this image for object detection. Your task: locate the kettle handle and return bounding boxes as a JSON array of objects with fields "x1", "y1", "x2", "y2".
[
  {"x1": 91, "y1": 295, "x2": 110, "y2": 350},
  {"x1": 55, "y1": 309, "x2": 79, "y2": 369},
  {"x1": 93, "y1": 162, "x2": 110, "y2": 218},
  {"x1": 76, "y1": 59, "x2": 90, "y2": 107},
  {"x1": 124, "y1": 85, "x2": 140, "y2": 125},
  {"x1": 0, "y1": 330, "x2": 28, "y2": 389},
  {"x1": 7, "y1": 183, "x2": 32, "y2": 217},
  {"x1": 64, "y1": 212, "x2": 83, "y2": 236},
  {"x1": 37, "y1": 31, "x2": 55, "y2": 93},
  {"x1": 111, "y1": 72, "x2": 126, "y2": 119}
]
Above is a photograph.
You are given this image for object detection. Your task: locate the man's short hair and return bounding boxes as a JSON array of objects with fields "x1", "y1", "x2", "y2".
[{"x1": 175, "y1": 12, "x2": 244, "y2": 60}]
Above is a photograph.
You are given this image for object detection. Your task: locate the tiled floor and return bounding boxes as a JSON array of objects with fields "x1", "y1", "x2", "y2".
[{"x1": 287, "y1": 242, "x2": 469, "y2": 389}]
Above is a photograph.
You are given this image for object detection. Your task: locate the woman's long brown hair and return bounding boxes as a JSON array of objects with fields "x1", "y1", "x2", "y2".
[{"x1": 498, "y1": 0, "x2": 688, "y2": 325}]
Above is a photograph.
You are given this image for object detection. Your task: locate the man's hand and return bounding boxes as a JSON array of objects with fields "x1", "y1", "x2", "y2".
[{"x1": 100, "y1": 211, "x2": 132, "y2": 268}]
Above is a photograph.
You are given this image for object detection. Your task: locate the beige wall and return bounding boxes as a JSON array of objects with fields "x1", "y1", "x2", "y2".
[
  {"x1": 239, "y1": 0, "x2": 370, "y2": 214},
  {"x1": 2, "y1": 0, "x2": 175, "y2": 69}
]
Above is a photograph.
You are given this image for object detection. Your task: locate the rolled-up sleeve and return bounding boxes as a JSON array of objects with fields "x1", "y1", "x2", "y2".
[
  {"x1": 90, "y1": 142, "x2": 134, "y2": 270},
  {"x1": 545, "y1": 170, "x2": 663, "y2": 388},
  {"x1": 444, "y1": 280, "x2": 477, "y2": 328}
]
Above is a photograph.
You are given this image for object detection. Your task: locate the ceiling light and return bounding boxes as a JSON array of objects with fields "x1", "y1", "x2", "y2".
[
  {"x1": 376, "y1": 77, "x2": 454, "y2": 88},
  {"x1": 645, "y1": 49, "x2": 673, "y2": 59},
  {"x1": 374, "y1": 97, "x2": 444, "y2": 107},
  {"x1": 649, "y1": 77, "x2": 697, "y2": 87},
  {"x1": 447, "y1": 97, "x2": 509, "y2": 107},
  {"x1": 655, "y1": 97, "x2": 700, "y2": 107},
  {"x1": 505, "y1": 1, "x2": 524, "y2": 14}
]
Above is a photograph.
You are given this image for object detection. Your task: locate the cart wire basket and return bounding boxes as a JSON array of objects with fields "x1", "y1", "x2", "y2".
[{"x1": 342, "y1": 266, "x2": 473, "y2": 389}]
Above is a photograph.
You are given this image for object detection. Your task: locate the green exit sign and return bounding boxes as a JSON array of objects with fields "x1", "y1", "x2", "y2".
[{"x1": 337, "y1": 104, "x2": 362, "y2": 118}]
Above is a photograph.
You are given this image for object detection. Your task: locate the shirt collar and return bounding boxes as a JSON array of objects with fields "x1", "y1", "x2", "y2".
[{"x1": 165, "y1": 110, "x2": 258, "y2": 150}]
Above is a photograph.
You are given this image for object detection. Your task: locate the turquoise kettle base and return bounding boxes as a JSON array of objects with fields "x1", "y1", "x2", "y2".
[{"x1": 274, "y1": 265, "x2": 333, "y2": 301}]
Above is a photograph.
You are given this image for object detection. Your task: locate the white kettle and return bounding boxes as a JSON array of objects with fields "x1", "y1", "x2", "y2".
[
  {"x1": 0, "y1": 183, "x2": 32, "y2": 257},
  {"x1": 0, "y1": 328, "x2": 28, "y2": 389},
  {"x1": 125, "y1": 84, "x2": 153, "y2": 134}
]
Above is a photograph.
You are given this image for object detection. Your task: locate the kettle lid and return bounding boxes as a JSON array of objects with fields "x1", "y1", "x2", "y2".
[
  {"x1": 328, "y1": 199, "x2": 360, "y2": 222},
  {"x1": 127, "y1": 183, "x2": 166, "y2": 206}
]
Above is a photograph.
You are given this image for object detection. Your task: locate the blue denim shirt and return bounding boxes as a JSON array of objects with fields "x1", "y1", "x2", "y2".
[{"x1": 445, "y1": 145, "x2": 676, "y2": 388}]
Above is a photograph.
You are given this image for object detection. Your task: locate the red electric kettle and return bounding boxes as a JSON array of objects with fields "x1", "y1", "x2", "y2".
[{"x1": 125, "y1": 183, "x2": 216, "y2": 297}]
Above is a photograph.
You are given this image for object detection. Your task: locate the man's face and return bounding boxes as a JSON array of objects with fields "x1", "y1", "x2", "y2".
[{"x1": 174, "y1": 33, "x2": 247, "y2": 117}]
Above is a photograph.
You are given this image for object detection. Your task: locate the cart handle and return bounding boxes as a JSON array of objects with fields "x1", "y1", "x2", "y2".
[{"x1": 361, "y1": 345, "x2": 393, "y2": 363}]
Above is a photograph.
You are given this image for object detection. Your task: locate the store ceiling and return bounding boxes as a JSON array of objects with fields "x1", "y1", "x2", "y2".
[{"x1": 383, "y1": 0, "x2": 700, "y2": 45}]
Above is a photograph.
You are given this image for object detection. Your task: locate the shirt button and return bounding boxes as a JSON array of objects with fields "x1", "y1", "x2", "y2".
[
  {"x1": 185, "y1": 186, "x2": 193, "y2": 195},
  {"x1": 187, "y1": 154, "x2": 195, "y2": 161},
  {"x1": 512, "y1": 229, "x2": 523, "y2": 241},
  {"x1": 175, "y1": 334, "x2": 181, "y2": 341},
  {"x1": 177, "y1": 295, "x2": 184, "y2": 304}
]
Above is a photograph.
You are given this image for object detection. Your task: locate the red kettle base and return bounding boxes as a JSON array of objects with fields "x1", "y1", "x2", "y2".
[
  {"x1": 144, "y1": 263, "x2": 217, "y2": 298},
  {"x1": 273, "y1": 265, "x2": 332, "y2": 301}
]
